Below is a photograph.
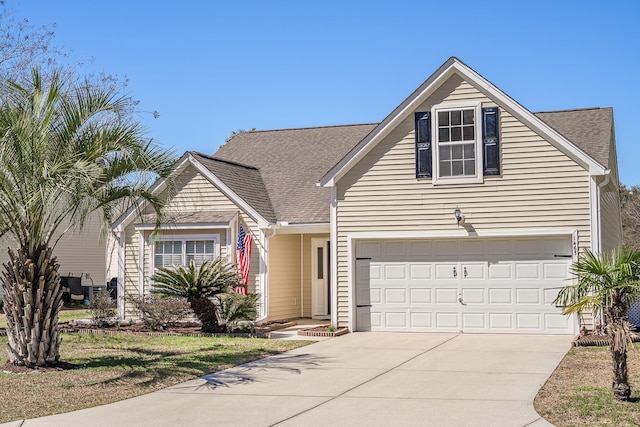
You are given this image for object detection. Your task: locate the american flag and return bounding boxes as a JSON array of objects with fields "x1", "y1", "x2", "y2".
[{"x1": 235, "y1": 224, "x2": 253, "y2": 294}]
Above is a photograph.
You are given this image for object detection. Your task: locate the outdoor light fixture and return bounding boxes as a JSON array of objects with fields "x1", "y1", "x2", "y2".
[{"x1": 454, "y1": 207, "x2": 465, "y2": 225}]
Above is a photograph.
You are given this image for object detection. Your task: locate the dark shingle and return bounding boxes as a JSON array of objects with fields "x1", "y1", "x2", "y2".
[
  {"x1": 190, "y1": 152, "x2": 277, "y2": 223},
  {"x1": 535, "y1": 107, "x2": 612, "y2": 168},
  {"x1": 213, "y1": 124, "x2": 376, "y2": 224}
]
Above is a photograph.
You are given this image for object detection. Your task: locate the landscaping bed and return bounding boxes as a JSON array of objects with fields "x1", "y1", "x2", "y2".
[
  {"x1": 535, "y1": 343, "x2": 640, "y2": 427},
  {"x1": 298, "y1": 325, "x2": 349, "y2": 337}
]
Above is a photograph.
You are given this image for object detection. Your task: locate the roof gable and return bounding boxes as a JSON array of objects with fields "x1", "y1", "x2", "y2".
[
  {"x1": 189, "y1": 152, "x2": 277, "y2": 223},
  {"x1": 320, "y1": 57, "x2": 607, "y2": 187}
]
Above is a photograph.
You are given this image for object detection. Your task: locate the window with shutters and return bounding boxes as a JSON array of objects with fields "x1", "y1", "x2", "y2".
[{"x1": 415, "y1": 102, "x2": 500, "y2": 183}]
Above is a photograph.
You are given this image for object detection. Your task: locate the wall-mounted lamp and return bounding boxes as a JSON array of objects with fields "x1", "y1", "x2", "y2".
[{"x1": 454, "y1": 207, "x2": 465, "y2": 225}]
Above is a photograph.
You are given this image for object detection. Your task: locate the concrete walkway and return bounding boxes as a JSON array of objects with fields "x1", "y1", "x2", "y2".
[{"x1": 2, "y1": 332, "x2": 572, "y2": 427}]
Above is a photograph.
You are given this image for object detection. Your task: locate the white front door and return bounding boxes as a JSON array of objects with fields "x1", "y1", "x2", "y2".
[{"x1": 311, "y1": 239, "x2": 330, "y2": 319}]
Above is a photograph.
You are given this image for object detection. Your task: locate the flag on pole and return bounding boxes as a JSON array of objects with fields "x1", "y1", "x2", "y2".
[{"x1": 235, "y1": 224, "x2": 253, "y2": 294}]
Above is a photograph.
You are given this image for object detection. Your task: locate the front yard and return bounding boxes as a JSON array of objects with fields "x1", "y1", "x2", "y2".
[
  {"x1": 535, "y1": 343, "x2": 640, "y2": 426},
  {"x1": 0, "y1": 334, "x2": 309, "y2": 423}
]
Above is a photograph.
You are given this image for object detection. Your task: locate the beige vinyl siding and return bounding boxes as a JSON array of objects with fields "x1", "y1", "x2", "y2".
[
  {"x1": 335, "y1": 75, "x2": 592, "y2": 327},
  {"x1": 0, "y1": 212, "x2": 107, "y2": 300},
  {"x1": 122, "y1": 164, "x2": 262, "y2": 318},
  {"x1": 267, "y1": 233, "x2": 301, "y2": 321},
  {"x1": 600, "y1": 137, "x2": 623, "y2": 252}
]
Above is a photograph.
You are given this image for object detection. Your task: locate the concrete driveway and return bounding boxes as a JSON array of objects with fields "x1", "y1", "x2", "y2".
[{"x1": 3, "y1": 332, "x2": 572, "y2": 427}]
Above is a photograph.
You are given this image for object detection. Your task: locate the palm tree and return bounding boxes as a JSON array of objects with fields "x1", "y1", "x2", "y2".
[
  {"x1": 555, "y1": 246, "x2": 640, "y2": 401},
  {"x1": 151, "y1": 257, "x2": 240, "y2": 332},
  {"x1": 0, "y1": 68, "x2": 175, "y2": 367}
]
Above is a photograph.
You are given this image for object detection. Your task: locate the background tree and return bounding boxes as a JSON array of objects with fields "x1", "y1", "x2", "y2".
[
  {"x1": 555, "y1": 247, "x2": 640, "y2": 401},
  {"x1": 620, "y1": 184, "x2": 640, "y2": 249},
  {"x1": 0, "y1": 68, "x2": 175, "y2": 367},
  {"x1": 151, "y1": 258, "x2": 240, "y2": 333}
]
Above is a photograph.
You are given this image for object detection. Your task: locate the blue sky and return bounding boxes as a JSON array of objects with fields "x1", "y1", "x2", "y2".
[{"x1": 10, "y1": 0, "x2": 640, "y2": 184}]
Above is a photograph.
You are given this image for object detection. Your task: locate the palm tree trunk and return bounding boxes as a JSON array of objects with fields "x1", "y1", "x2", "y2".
[
  {"x1": 187, "y1": 296, "x2": 225, "y2": 333},
  {"x1": 1, "y1": 245, "x2": 63, "y2": 367},
  {"x1": 607, "y1": 303, "x2": 631, "y2": 401}
]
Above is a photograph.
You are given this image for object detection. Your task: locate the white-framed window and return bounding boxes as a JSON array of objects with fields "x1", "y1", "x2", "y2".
[
  {"x1": 152, "y1": 234, "x2": 220, "y2": 270},
  {"x1": 432, "y1": 102, "x2": 482, "y2": 184}
]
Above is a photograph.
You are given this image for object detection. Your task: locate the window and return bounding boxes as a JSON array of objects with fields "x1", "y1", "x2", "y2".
[
  {"x1": 153, "y1": 236, "x2": 219, "y2": 270},
  {"x1": 415, "y1": 104, "x2": 500, "y2": 182}
]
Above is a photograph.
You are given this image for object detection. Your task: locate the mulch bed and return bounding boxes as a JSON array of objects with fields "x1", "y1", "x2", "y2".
[{"x1": 573, "y1": 332, "x2": 640, "y2": 347}]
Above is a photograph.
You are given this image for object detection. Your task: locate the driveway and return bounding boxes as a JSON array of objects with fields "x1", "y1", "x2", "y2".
[{"x1": 3, "y1": 332, "x2": 572, "y2": 427}]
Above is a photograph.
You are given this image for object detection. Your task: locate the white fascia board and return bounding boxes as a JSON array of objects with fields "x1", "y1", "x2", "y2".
[
  {"x1": 321, "y1": 57, "x2": 606, "y2": 187},
  {"x1": 188, "y1": 155, "x2": 271, "y2": 229},
  {"x1": 330, "y1": 187, "x2": 339, "y2": 327},
  {"x1": 347, "y1": 228, "x2": 578, "y2": 241},
  {"x1": 112, "y1": 154, "x2": 192, "y2": 232},
  {"x1": 275, "y1": 223, "x2": 330, "y2": 234},
  {"x1": 134, "y1": 222, "x2": 232, "y2": 231}
]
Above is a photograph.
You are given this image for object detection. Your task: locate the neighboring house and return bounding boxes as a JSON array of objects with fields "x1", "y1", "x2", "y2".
[
  {"x1": 112, "y1": 57, "x2": 623, "y2": 334},
  {"x1": 0, "y1": 212, "x2": 112, "y2": 301}
]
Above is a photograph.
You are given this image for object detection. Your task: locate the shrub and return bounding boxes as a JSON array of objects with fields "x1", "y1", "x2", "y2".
[
  {"x1": 89, "y1": 291, "x2": 117, "y2": 327},
  {"x1": 128, "y1": 295, "x2": 192, "y2": 330},
  {"x1": 218, "y1": 292, "x2": 259, "y2": 330}
]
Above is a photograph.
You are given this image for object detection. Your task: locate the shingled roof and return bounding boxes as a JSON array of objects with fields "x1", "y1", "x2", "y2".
[
  {"x1": 204, "y1": 109, "x2": 612, "y2": 225},
  {"x1": 534, "y1": 107, "x2": 612, "y2": 168},
  {"x1": 212, "y1": 124, "x2": 376, "y2": 224},
  {"x1": 190, "y1": 152, "x2": 278, "y2": 223}
]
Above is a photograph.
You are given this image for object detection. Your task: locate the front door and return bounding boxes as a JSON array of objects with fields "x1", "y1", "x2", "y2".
[{"x1": 311, "y1": 239, "x2": 330, "y2": 319}]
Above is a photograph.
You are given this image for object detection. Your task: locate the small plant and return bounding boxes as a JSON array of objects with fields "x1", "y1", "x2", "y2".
[
  {"x1": 218, "y1": 292, "x2": 259, "y2": 330},
  {"x1": 88, "y1": 291, "x2": 117, "y2": 327},
  {"x1": 327, "y1": 324, "x2": 336, "y2": 333},
  {"x1": 127, "y1": 295, "x2": 192, "y2": 330}
]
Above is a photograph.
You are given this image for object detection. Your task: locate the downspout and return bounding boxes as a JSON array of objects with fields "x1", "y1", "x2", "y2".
[
  {"x1": 255, "y1": 224, "x2": 277, "y2": 324},
  {"x1": 300, "y1": 233, "x2": 304, "y2": 318},
  {"x1": 594, "y1": 170, "x2": 611, "y2": 330}
]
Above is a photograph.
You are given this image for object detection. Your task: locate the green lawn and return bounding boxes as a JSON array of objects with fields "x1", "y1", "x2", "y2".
[
  {"x1": 0, "y1": 333, "x2": 310, "y2": 423},
  {"x1": 535, "y1": 344, "x2": 640, "y2": 426}
]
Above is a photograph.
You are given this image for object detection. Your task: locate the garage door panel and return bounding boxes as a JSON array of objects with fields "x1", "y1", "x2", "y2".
[
  {"x1": 489, "y1": 313, "x2": 513, "y2": 329},
  {"x1": 435, "y1": 263, "x2": 458, "y2": 280},
  {"x1": 516, "y1": 288, "x2": 540, "y2": 304},
  {"x1": 436, "y1": 288, "x2": 458, "y2": 304},
  {"x1": 384, "y1": 288, "x2": 407, "y2": 304},
  {"x1": 544, "y1": 288, "x2": 561, "y2": 305},
  {"x1": 488, "y1": 262, "x2": 512, "y2": 279},
  {"x1": 462, "y1": 312, "x2": 485, "y2": 329},
  {"x1": 488, "y1": 288, "x2": 512, "y2": 304},
  {"x1": 515, "y1": 263, "x2": 541, "y2": 279},
  {"x1": 516, "y1": 313, "x2": 541, "y2": 329},
  {"x1": 383, "y1": 264, "x2": 406, "y2": 280},
  {"x1": 410, "y1": 311, "x2": 433, "y2": 328},
  {"x1": 410, "y1": 288, "x2": 432, "y2": 304},
  {"x1": 543, "y1": 262, "x2": 569, "y2": 279},
  {"x1": 461, "y1": 288, "x2": 484, "y2": 304},
  {"x1": 385, "y1": 312, "x2": 408, "y2": 328},
  {"x1": 544, "y1": 313, "x2": 570, "y2": 330},
  {"x1": 409, "y1": 264, "x2": 432, "y2": 280}
]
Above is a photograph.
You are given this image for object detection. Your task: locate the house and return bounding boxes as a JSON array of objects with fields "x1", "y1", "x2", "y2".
[{"x1": 112, "y1": 57, "x2": 623, "y2": 334}]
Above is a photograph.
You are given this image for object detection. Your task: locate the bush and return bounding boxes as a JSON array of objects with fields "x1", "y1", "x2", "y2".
[
  {"x1": 128, "y1": 295, "x2": 192, "y2": 330},
  {"x1": 89, "y1": 291, "x2": 117, "y2": 327},
  {"x1": 218, "y1": 292, "x2": 259, "y2": 330}
]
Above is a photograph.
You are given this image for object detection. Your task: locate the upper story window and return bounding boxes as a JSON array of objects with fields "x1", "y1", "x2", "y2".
[{"x1": 415, "y1": 104, "x2": 500, "y2": 183}]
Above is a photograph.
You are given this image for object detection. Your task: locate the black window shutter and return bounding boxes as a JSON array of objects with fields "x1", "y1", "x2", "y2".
[
  {"x1": 415, "y1": 111, "x2": 432, "y2": 178},
  {"x1": 482, "y1": 107, "x2": 500, "y2": 176}
]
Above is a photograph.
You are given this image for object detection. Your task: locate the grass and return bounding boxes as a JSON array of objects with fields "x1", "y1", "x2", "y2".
[
  {"x1": 535, "y1": 343, "x2": 640, "y2": 426},
  {"x1": 0, "y1": 307, "x2": 90, "y2": 328},
  {"x1": 0, "y1": 333, "x2": 310, "y2": 423}
]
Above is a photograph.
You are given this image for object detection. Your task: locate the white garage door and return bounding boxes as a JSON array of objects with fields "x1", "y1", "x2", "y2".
[{"x1": 355, "y1": 237, "x2": 575, "y2": 334}]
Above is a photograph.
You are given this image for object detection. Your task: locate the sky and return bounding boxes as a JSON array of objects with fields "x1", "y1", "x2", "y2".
[{"x1": 7, "y1": 0, "x2": 640, "y2": 184}]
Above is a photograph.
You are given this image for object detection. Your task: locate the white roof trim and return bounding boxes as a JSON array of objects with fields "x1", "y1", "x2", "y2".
[
  {"x1": 187, "y1": 155, "x2": 270, "y2": 229},
  {"x1": 113, "y1": 152, "x2": 272, "y2": 232},
  {"x1": 112, "y1": 153, "x2": 192, "y2": 232},
  {"x1": 134, "y1": 222, "x2": 232, "y2": 231},
  {"x1": 320, "y1": 57, "x2": 606, "y2": 187},
  {"x1": 275, "y1": 223, "x2": 329, "y2": 234}
]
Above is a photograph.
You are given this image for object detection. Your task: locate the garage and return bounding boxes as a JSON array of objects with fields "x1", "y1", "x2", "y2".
[{"x1": 355, "y1": 236, "x2": 575, "y2": 334}]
